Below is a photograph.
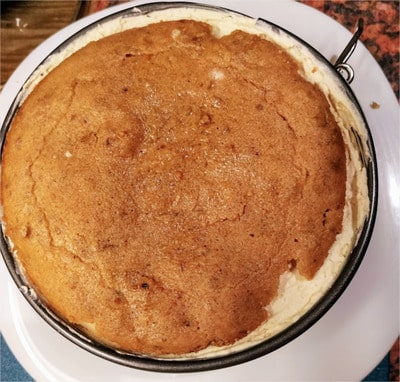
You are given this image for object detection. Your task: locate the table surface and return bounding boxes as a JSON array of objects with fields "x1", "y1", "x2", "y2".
[{"x1": 0, "y1": 1, "x2": 399, "y2": 381}]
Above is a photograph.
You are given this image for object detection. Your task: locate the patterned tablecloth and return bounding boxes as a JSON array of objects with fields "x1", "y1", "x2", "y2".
[{"x1": 0, "y1": 1, "x2": 399, "y2": 381}]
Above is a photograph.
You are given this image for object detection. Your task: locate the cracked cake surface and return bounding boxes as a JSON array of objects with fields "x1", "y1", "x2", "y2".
[{"x1": 1, "y1": 19, "x2": 346, "y2": 355}]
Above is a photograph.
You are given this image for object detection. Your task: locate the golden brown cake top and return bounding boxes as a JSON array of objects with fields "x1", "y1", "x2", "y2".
[{"x1": 1, "y1": 19, "x2": 346, "y2": 355}]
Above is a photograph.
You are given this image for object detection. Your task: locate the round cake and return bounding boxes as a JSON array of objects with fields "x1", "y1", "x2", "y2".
[{"x1": 1, "y1": 7, "x2": 369, "y2": 358}]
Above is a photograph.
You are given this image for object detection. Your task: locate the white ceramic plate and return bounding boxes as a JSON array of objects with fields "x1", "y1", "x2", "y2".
[{"x1": 0, "y1": 0, "x2": 399, "y2": 380}]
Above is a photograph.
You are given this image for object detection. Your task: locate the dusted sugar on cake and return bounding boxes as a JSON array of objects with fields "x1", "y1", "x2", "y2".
[{"x1": 1, "y1": 17, "x2": 350, "y2": 356}]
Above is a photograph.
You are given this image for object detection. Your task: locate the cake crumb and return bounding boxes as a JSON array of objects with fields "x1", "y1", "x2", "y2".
[
  {"x1": 171, "y1": 29, "x2": 181, "y2": 39},
  {"x1": 65, "y1": 150, "x2": 72, "y2": 158},
  {"x1": 370, "y1": 101, "x2": 380, "y2": 109},
  {"x1": 210, "y1": 68, "x2": 225, "y2": 80}
]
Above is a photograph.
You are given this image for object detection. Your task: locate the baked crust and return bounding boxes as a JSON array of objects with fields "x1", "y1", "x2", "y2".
[{"x1": 1, "y1": 20, "x2": 346, "y2": 355}]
